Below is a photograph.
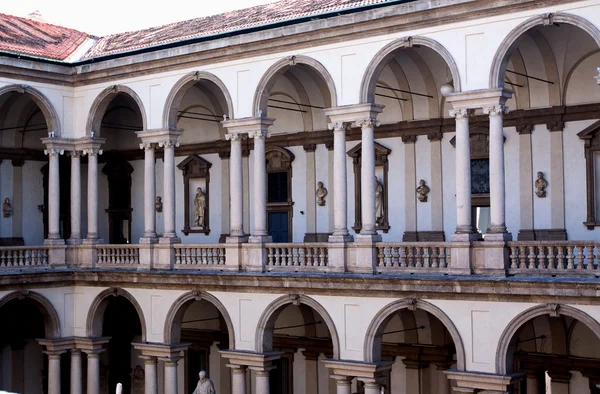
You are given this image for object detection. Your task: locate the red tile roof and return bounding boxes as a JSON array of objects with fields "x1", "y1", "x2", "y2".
[
  {"x1": 84, "y1": 0, "x2": 396, "y2": 59},
  {"x1": 0, "y1": 12, "x2": 93, "y2": 61}
]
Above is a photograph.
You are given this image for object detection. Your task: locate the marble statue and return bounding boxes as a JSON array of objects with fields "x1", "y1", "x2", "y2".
[
  {"x1": 316, "y1": 181, "x2": 328, "y2": 206},
  {"x1": 375, "y1": 178, "x2": 384, "y2": 225},
  {"x1": 416, "y1": 179, "x2": 430, "y2": 203},
  {"x1": 155, "y1": 196, "x2": 163, "y2": 212},
  {"x1": 192, "y1": 370, "x2": 216, "y2": 394},
  {"x1": 194, "y1": 187, "x2": 206, "y2": 228},
  {"x1": 535, "y1": 171, "x2": 548, "y2": 198},
  {"x1": 2, "y1": 198, "x2": 11, "y2": 218}
]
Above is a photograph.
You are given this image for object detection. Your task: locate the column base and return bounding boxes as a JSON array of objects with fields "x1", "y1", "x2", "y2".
[
  {"x1": 44, "y1": 238, "x2": 65, "y2": 246},
  {"x1": 82, "y1": 238, "x2": 104, "y2": 245},
  {"x1": 159, "y1": 236, "x2": 181, "y2": 245},
  {"x1": 226, "y1": 235, "x2": 249, "y2": 244},
  {"x1": 140, "y1": 236, "x2": 159, "y2": 245},
  {"x1": 484, "y1": 232, "x2": 512, "y2": 242},
  {"x1": 249, "y1": 235, "x2": 272, "y2": 244},
  {"x1": 66, "y1": 238, "x2": 83, "y2": 245},
  {"x1": 353, "y1": 234, "x2": 382, "y2": 274},
  {"x1": 451, "y1": 232, "x2": 482, "y2": 242},
  {"x1": 329, "y1": 234, "x2": 354, "y2": 243}
]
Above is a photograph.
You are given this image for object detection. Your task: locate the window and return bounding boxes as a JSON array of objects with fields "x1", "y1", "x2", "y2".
[{"x1": 268, "y1": 172, "x2": 288, "y2": 203}]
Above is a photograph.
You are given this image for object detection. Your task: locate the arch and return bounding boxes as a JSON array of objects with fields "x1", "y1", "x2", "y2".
[
  {"x1": 0, "y1": 84, "x2": 61, "y2": 137},
  {"x1": 562, "y1": 48, "x2": 600, "y2": 104},
  {"x1": 364, "y1": 298, "x2": 466, "y2": 370},
  {"x1": 0, "y1": 290, "x2": 61, "y2": 338},
  {"x1": 86, "y1": 84, "x2": 147, "y2": 136},
  {"x1": 490, "y1": 12, "x2": 600, "y2": 89},
  {"x1": 252, "y1": 55, "x2": 338, "y2": 117},
  {"x1": 86, "y1": 287, "x2": 147, "y2": 341},
  {"x1": 496, "y1": 303, "x2": 600, "y2": 374},
  {"x1": 163, "y1": 71, "x2": 234, "y2": 129},
  {"x1": 255, "y1": 294, "x2": 341, "y2": 359},
  {"x1": 163, "y1": 290, "x2": 235, "y2": 348},
  {"x1": 360, "y1": 36, "x2": 462, "y2": 104}
]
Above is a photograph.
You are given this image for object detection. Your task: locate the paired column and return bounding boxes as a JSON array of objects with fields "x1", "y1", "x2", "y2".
[
  {"x1": 85, "y1": 350, "x2": 102, "y2": 394},
  {"x1": 141, "y1": 143, "x2": 158, "y2": 239},
  {"x1": 46, "y1": 351, "x2": 63, "y2": 394},
  {"x1": 164, "y1": 357, "x2": 181, "y2": 394},
  {"x1": 248, "y1": 130, "x2": 270, "y2": 240},
  {"x1": 69, "y1": 151, "x2": 82, "y2": 243},
  {"x1": 252, "y1": 367, "x2": 274, "y2": 394},
  {"x1": 485, "y1": 104, "x2": 509, "y2": 236},
  {"x1": 229, "y1": 365, "x2": 248, "y2": 394},
  {"x1": 45, "y1": 148, "x2": 63, "y2": 241},
  {"x1": 329, "y1": 122, "x2": 351, "y2": 240},
  {"x1": 142, "y1": 356, "x2": 158, "y2": 394},
  {"x1": 450, "y1": 108, "x2": 475, "y2": 235},
  {"x1": 332, "y1": 375, "x2": 353, "y2": 394},
  {"x1": 226, "y1": 133, "x2": 245, "y2": 237},
  {"x1": 83, "y1": 147, "x2": 102, "y2": 241},
  {"x1": 160, "y1": 140, "x2": 179, "y2": 238},
  {"x1": 356, "y1": 118, "x2": 380, "y2": 236},
  {"x1": 70, "y1": 349, "x2": 83, "y2": 394}
]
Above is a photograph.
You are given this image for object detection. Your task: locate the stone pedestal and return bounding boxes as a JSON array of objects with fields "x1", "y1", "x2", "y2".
[
  {"x1": 354, "y1": 234, "x2": 382, "y2": 274},
  {"x1": 225, "y1": 236, "x2": 248, "y2": 270},
  {"x1": 154, "y1": 237, "x2": 181, "y2": 270}
]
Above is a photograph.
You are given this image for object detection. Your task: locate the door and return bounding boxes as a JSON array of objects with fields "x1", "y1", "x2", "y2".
[{"x1": 268, "y1": 212, "x2": 289, "y2": 243}]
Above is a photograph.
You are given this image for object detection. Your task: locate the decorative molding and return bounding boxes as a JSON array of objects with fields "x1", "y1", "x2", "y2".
[
  {"x1": 516, "y1": 124, "x2": 534, "y2": 135},
  {"x1": 355, "y1": 118, "x2": 381, "y2": 128},
  {"x1": 483, "y1": 104, "x2": 509, "y2": 116},
  {"x1": 427, "y1": 131, "x2": 443, "y2": 141},
  {"x1": 303, "y1": 144, "x2": 316, "y2": 152},
  {"x1": 401, "y1": 135, "x2": 417, "y2": 144},
  {"x1": 449, "y1": 108, "x2": 474, "y2": 119}
]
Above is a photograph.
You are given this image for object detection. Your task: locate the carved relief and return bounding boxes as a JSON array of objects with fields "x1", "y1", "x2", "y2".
[
  {"x1": 535, "y1": 172, "x2": 548, "y2": 198},
  {"x1": 177, "y1": 155, "x2": 212, "y2": 235},
  {"x1": 316, "y1": 182, "x2": 328, "y2": 206}
]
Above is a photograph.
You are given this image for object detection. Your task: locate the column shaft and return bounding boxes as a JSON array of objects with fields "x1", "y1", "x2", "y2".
[
  {"x1": 162, "y1": 142, "x2": 177, "y2": 237},
  {"x1": 255, "y1": 370, "x2": 271, "y2": 394},
  {"x1": 143, "y1": 144, "x2": 157, "y2": 238},
  {"x1": 332, "y1": 124, "x2": 349, "y2": 237},
  {"x1": 47, "y1": 353, "x2": 62, "y2": 394},
  {"x1": 164, "y1": 360, "x2": 179, "y2": 394},
  {"x1": 229, "y1": 135, "x2": 244, "y2": 236},
  {"x1": 69, "y1": 152, "x2": 82, "y2": 241},
  {"x1": 47, "y1": 151, "x2": 61, "y2": 239},
  {"x1": 453, "y1": 109, "x2": 474, "y2": 233},
  {"x1": 363, "y1": 382, "x2": 381, "y2": 394},
  {"x1": 86, "y1": 352, "x2": 100, "y2": 394},
  {"x1": 251, "y1": 132, "x2": 268, "y2": 237},
  {"x1": 487, "y1": 106, "x2": 507, "y2": 233},
  {"x1": 70, "y1": 349, "x2": 82, "y2": 394},
  {"x1": 86, "y1": 150, "x2": 100, "y2": 240},
  {"x1": 143, "y1": 356, "x2": 158, "y2": 394},
  {"x1": 230, "y1": 366, "x2": 247, "y2": 394},
  {"x1": 360, "y1": 120, "x2": 377, "y2": 234},
  {"x1": 333, "y1": 376, "x2": 352, "y2": 394}
]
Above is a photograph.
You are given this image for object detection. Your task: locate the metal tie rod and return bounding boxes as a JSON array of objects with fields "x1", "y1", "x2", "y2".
[
  {"x1": 269, "y1": 98, "x2": 324, "y2": 109},
  {"x1": 376, "y1": 93, "x2": 408, "y2": 102},
  {"x1": 376, "y1": 84, "x2": 433, "y2": 99},
  {"x1": 506, "y1": 70, "x2": 554, "y2": 85},
  {"x1": 268, "y1": 105, "x2": 307, "y2": 113}
]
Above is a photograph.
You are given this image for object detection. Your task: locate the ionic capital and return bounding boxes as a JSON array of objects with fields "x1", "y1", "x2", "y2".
[
  {"x1": 139, "y1": 142, "x2": 157, "y2": 151},
  {"x1": 248, "y1": 130, "x2": 270, "y2": 140},
  {"x1": 68, "y1": 150, "x2": 83, "y2": 158},
  {"x1": 44, "y1": 148, "x2": 64, "y2": 157},
  {"x1": 449, "y1": 108, "x2": 475, "y2": 119},
  {"x1": 225, "y1": 132, "x2": 246, "y2": 142},
  {"x1": 159, "y1": 140, "x2": 180, "y2": 149},
  {"x1": 483, "y1": 104, "x2": 509, "y2": 116},
  {"x1": 82, "y1": 147, "x2": 103, "y2": 157},
  {"x1": 355, "y1": 118, "x2": 380, "y2": 128},
  {"x1": 327, "y1": 122, "x2": 350, "y2": 132}
]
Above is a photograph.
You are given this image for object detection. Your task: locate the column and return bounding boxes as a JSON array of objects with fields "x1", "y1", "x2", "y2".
[
  {"x1": 525, "y1": 372, "x2": 540, "y2": 394},
  {"x1": 361, "y1": 379, "x2": 381, "y2": 394},
  {"x1": 249, "y1": 130, "x2": 269, "y2": 240},
  {"x1": 547, "y1": 371, "x2": 570, "y2": 394},
  {"x1": 84, "y1": 147, "x2": 102, "y2": 241},
  {"x1": 160, "y1": 140, "x2": 178, "y2": 238},
  {"x1": 450, "y1": 108, "x2": 474, "y2": 234},
  {"x1": 70, "y1": 349, "x2": 82, "y2": 394},
  {"x1": 141, "y1": 356, "x2": 158, "y2": 394},
  {"x1": 85, "y1": 350, "x2": 101, "y2": 394},
  {"x1": 45, "y1": 148, "x2": 63, "y2": 241},
  {"x1": 226, "y1": 133, "x2": 245, "y2": 237},
  {"x1": 141, "y1": 143, "x2": 157, "y2": 239},
  {"x1": 485, "y1": 105, "x2": 509, "y2": 235},
  {"x1": 329, "y1": 122, "x2": 351, "y2": 240},
  {"x1": 46, "y1": 351, "x2": 62, "y2": 394},
  {"x1": 357, "y1": 119, "x2": 379, "y2": 236},
  {"x1": 303, "y1": 352, "x2": 319, "y2": 394},
  {"x1": 164, "y1": 358, "x2": 180, "y2": 394},
  {"x1": 229, "y1": 365, "x2": 247, "y2": 394},
  {"x1": 254, "y1": 368, "x2": 272, "y2": 394},
  {"x1": 332, "y1": 375, "x2": 352, "y2": 394},
  {"x1": 69, "y1": 152, "x2": 82, "y2": 243}
]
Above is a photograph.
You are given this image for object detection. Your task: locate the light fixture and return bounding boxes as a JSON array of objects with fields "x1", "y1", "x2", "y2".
[{"x1": 440, "y1": 81, "x2": 454, "y2": 96}]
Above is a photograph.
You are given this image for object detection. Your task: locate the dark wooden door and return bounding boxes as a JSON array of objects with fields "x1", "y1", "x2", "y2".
[{"x1": 268, "y1": 212, "x2": 289, "y2": 243}]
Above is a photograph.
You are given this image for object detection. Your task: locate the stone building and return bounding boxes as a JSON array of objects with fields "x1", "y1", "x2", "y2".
[{"x1": 0, "y1": 0, "x2": 599, "y2": 393}]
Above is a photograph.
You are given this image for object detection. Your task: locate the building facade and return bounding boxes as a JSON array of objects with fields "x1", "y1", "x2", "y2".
[{"x1": 0, "y1": 0, "x2": 600, "y2": 393}]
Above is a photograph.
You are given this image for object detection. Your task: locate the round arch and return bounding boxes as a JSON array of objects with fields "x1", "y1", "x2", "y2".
[
  {"x1": 0, "y1": 84, "x2": 62, "y2": 137},
  {"x1": 364, "y1": 298, "x2": 466, "y2": 370},
  {"x1": 496, "y1": 303, "x2": 600, "y2": 374},
  {"x1": 162, "y1": 71, "x2": 235, "y2": 130},
  {"x1": 255, "y1": 294, "x2": 341, "y2": 359},
  {"x1": 163, "y1": 290, "x2": 236, "y2": 348},
  {"x1": 86, "y1": 287, "x2": 147, "y2": 341},
  {"x1": 252, "y1": 55, "x2": 338, "y2": 117},
  {"x1": 86, "y1": 84, "x2": 147, "y2": 136},
  {"x1": 0, "y1": 290, "x2": 61, "y2": 338},
  {"x1": 489, "y1": 12, "x2": 600, "y2": 89},
  {"x1": 360, "y1": 36, "x2": 462, "y2": 104}
]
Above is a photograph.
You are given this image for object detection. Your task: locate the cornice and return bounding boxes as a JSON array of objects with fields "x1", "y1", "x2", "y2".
[{"x1": 0, "y1": 0, "x2": 583, "y2": 87}]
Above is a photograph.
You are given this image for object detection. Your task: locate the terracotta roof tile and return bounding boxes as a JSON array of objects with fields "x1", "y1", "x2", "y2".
[
  {"x1": 83, "y1": 0, "x2": 396, "y2": 59},
  {"x1": 0, "y1": 13, "x2": 93, "y2": 61}
]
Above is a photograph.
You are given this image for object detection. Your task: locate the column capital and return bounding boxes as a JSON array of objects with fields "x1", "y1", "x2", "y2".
[
  {"x1": 220, "y1": 350, "x2": 283, "y2": 369},
  {"x1": 331, "y1": 374, "x2": 353, "y2": 384},
  {"x1": 136, "y1": 128, "x2": 182, "y2": 146},
  {"x1": 449, "y1": 108, "x2": 475, "y2": 119},
  {"x1": 82, "y1": 147, "x2": 103, "y2": 156},
  {"x1": 328, "y1": 121, "x2": 350, "y2": 131},
  {"x1": 140, "y1": 355, "x2": 158, "y2": 364},
  {"x1": 44, "y1": 350, "x2": 65, "y2": 359},
  {"x1": 44, "y1": 148, "x2": 65, "y2": 157},
  {"x1": 248, "y1": 129, "x2": 270, "y2": 140},
  {"x1": 159, "y1": 140, "x2": 180, "y2": 149},
  {"x1": 222, "y1": 117, "x2": 275, "y2": 135},
  {"x1": 484, "y1": 104, "x2": 509, "y2": 116},
  {"x1": 356, "y1": 118, "x2": 380, "y2": 128},
  {"x1": 322, "y1": 359, "x2": 392, "y2": 380},
  {"x1": 68, "y1": 150, "x2": 83, "y2": 158},
  {"x1": 140, "y1": 142, "x2": 158, "y2": 150},
  {"x1": 324, "y1": 103, "x2": 384, "y2": 125},
  {"x1": 225, "y1": 132, "x2": 246, "y2": 142},
  {"x1": 132, "y1": 342, "x2": 189, "y2": 359}
]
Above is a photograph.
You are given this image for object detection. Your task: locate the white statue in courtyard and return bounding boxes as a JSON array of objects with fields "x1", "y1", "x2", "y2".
[
  {"x1": 192, "y1": 370, "x2": 216, "y2": 394},
  {"x1": 194, "y1": 187, "x2": 206, "y2": 228}
]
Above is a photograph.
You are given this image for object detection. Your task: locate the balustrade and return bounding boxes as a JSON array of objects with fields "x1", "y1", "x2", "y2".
[
  {"x1": 174, "y1": 245, "x2": 226, "y2": 267},
  {"x1": 376, "y1": 243, "x2": 451, "y2": 273},
  {"x1": 265, "y1": 243, "x2": 329, "y2": 271},
  {"x1": 0, "y1": 246, "x2": 49, "y2": 268},
  {"x1": 97, "y1": 245, "x2": 140, "y2": 265},
  {"x1": 508, "y1": 242, "x2": 599, "y2": 275}
]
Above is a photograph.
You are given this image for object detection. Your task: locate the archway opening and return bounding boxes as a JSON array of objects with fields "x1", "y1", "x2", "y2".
[
  {"x1": 261, "y1": 301, "x2": 335, "y2": 394},
  {"x1": 506, "y1": 313, "x2": 600, "y2": 394},
  {"x1": 0, "y1": 297, "x2": 59, "y2": 394}
]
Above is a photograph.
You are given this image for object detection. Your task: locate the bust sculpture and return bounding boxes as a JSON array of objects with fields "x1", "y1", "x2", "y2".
[
  {"x1": 416, "y1": 179, "x2": 430, "y2": 203},
  {"x1": 2, "y1": 198, "x2": 11, "y2": 218},
  {"x1": 535, "y1": 171, "x2": 548, "y2": 198},
  {"x1": 194, "y1": 187, "x2": 206, "y2": 228},
  {"x1": 193, "y1": 370, "x2": 216, "y2": 394},
  {"x1": 316, "y1": 181, "x2": 328, "y2": 206},
  {"x1": 155, "y1": 196, "x2": 163, "y2": 212}
]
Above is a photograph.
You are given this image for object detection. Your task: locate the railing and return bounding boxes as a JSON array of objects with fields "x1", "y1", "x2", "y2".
[
  {"x1": 0, "y1": 246, "x2": 49, "y2": 268},
  {"x1": 376, "y1": 243, "x2": 451, "y2": 273},
  {"x1": 265, "y1": 243, "x2": 329, "y2": 271},
  {"x1": 174, "y1": 245, "x2": 226, "y2": 267},
  {"x1": 508, "y1": 242, "x2": 599, "y2": 275},
  {"x1": 97, "y1": 245, "x2": 140, "y2": 266}
]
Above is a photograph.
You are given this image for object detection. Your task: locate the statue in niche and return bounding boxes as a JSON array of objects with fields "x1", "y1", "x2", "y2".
[
  {"x1": 155, "y1": 196, "x2": 163, "y2": 212},
  {"x1": 375, "y1": 178, "x2": 384, "y2": 225},
  {"x1": 193, "y1": 370, "x2": 216, "y2": 394},
  {"x1": 2, "y1": 198, "x2": 11, "y2": 218},
  {"x1": 416, "y1": 179, "x2": 431, "y2": 203},
  {"x1": 316, "y1": 181, "x2": 328, "y2": 206},
  {"x1": 535, "y1": 171, "x2": 548, "y2": 198},
  {"x1": 132, "y1": 365, "x2": 144, "y2": 394},
  {"x1": 194, "y1": 187, "x2": 207, "y2": 228}
]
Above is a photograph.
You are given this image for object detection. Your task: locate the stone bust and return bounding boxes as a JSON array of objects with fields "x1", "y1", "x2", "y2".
[
  {"x1": 193, "y1": 370, "x2": 216, "y2": 394},
  {"x1": 155, "y1": 196, "x2": 163, "y2": 212},
  {"x1": 535, "y1": 171, "x2": 548, "y2": 198},
  {"x1": 416, "y1": 179, "x2": 430, "y2": 203},
  {"x1": 316, "y1": 181, "x2": 328, "y2": 206},
  {"x1": 2, "y1": 198, "x2": 11, "y2": 218}
]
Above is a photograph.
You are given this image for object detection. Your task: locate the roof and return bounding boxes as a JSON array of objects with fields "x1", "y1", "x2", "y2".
[
  {"x1": 0, "y1": 13, "x2": 93, "y2": 61},
  {"x1": 0, "y1": 0, "x2": 403, "y2": 63}
]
